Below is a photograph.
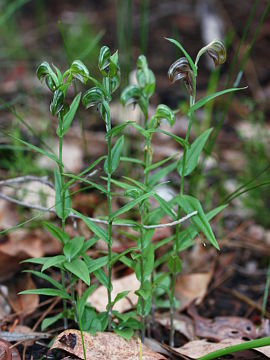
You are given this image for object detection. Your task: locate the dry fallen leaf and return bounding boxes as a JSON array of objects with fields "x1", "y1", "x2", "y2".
[
  {"x1": 0, "y1": 338, "x2": 21, "y2": 360},
  {"x1": 155, "y1": 312, "x2": 195, "y2": 340},
  {"x1": 51, "y1": 329, "x2": 167, "y2": 360},
  {"x1": 0, "y1": 229, "x2": 61, "y2": 280},
  {"x1": 0, "y1": 200, "x2": 19, "y2": 230},
  {"x1": 174, "y1": 338, "x2": 244, "y2": 359},
  {"x1": 8, "y1": 274, "x2": 39, "y2": 317},
  {"x1": 88, "y1": 273, "x2": 139, "y2": 313},
  {"x1": 187, "y1": 303, "x2": 257, "y2": 341},
  {"x1": 175, "y1": 272, "x2": 212, "y2": 311},
  {"x1": 174, "y1": 338, "x2": 270, "y2": 359}
]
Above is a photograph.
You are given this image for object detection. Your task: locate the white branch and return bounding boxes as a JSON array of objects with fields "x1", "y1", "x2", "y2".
[
  {"x1": 0, "y1": 175, "x2": 54, "y2": 189},
  {"x1": 0, "y1": 192, "x2": 197, "y2": 229}
]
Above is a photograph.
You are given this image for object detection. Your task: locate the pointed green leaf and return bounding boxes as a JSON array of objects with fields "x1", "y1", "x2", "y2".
[
  {"x1": 189, "y1": 87, "x2": 247, "y2": 114},
  {"x1": 112, "y1": 191, "x2": 153, "y2": 218},
  {"x1": 41, "y1": 312, "x2": 64, "y2": 331},
  {"x1": 111, "y1": 291, "x2": 130, "y2": 308},
  {"x1": 72, "y1": 210, "x2": 108, "y2": 243},
  {"x1": 178, "y1": 195, "x2": 219, "y2": 250},
  {"x1": 149, "y1": 128, "x2": 187, "y2": 148},
  {"x1": 57, "y1": 93, "x2": 81, "y2": 136},
  {"x1": 43, "y1": 222, "x2": 69, "y2": 245},
  {"x1": 83, "y1": 255, "x2": 108, "y2": 273},
  {"x1": 9, "y1": 135, "x2": 59, "y2": 164},
  {"x1": 149, "y1": 161, "x2": 177, "y2": 187},
  {"x1": 24, "y1": 270, "x2": 63, "y2": 290},
  {"x1": 54, "y1": 169, "x2": 71, "y2": 220},
  {"x1": 104, "y1": 136, "x2": 124, "y2": 174},
  {"x1": 77, "y1": 285, "x2": 98, "y2": 318},
  {"x1": 178, "y1": 128, "x2": 213, "y2": 176},
  {"x1": 64, "y1": 258, "x2": 90, "y2": 285},
  {"x1": 63, "y1": 236, "x2": 85, "y2": 262},
  {"x1": 41, "y1": 255, "x2": 65, "y2": 272},
  {"x1": 19, "y1": 288, "x2": 71, "y2": 300},
  {"x1": 165, "y1": 37, "x2": 197, "y2": 75}
]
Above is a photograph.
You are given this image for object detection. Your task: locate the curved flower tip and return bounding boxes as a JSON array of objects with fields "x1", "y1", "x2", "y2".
[
  {"x1": 168, "y1": 57, "x2": 194, "y2": 95},
  {"x1": 206, "y1": 40, "x2": 226, "y2": 66}
]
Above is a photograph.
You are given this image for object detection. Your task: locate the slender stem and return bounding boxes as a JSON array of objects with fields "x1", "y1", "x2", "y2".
[
  {"x1": 58, "y1": 124, "x2": 68, "y2": 329},
  {"x1": 106, "y1": 131, "x2": 113, "y2": 331},
  {"x1": 170, "y1": 78, "x2": 196, "y2": 347},
  {"x1": 139, "y1": 226, "x2": 146, "y2": 342},
  {"x1": 77, "y1": 303, "x2": 87, "y2": 360}
]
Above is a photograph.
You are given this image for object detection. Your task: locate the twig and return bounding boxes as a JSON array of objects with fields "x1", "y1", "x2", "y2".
[
  {"x1": 221, "y1": 287, "x2": 270, "y2": 320},
  {"x1": 0, "y1": 192, "x2": 197, "y2": 229},
  {"x1": 143, "y1": 211, "x2": 198, "y2": 228},
  {"x1": 0, "y1": 175, "x2": 54, "y2": 189}
]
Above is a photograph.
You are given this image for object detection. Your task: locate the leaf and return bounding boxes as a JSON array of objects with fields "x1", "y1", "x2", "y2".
[
  {"x1": 189, "y1": 87, "x2": 247, "y2": 114},
  {"x1": 178, "y1": 128, "x2": 213, "y2": 176},
  {"x1": 63, "y1": 236, "x2": 85, "y2": 262},
  {"x1": 64, "y1": 258, "x2": 90, "y2": 285},
  {"x1": 83, "y1": 255, "x2": 108, "y2": 273},
  {"x1": 57, "y1": 93, "x2": 81, "y2": 136},
  {"x1": 51, "y1": 330, "x2": 167, "y2": 359},
  {"x1": 77, "y1": 285, "x2": 98, "y2": 318},
  {"x1": 43, "y1": 222, "x2": 69, "y2": 245},
  {"x1": 23, "y1": 270, "x2": 63, "y2": 290},
  {"x1": 112, "y1": 191, "x2": 153, "y2": 218},
  {"x1": 72, "y1": 210, "x2": 108, "y2": 243},
  {"x1": 149, "y1": 161, "x2": 177, "y2": 187},
  {"x1": 70, "y1": 60, "x2": 89, "y2": 84},
  {"x1": 144, "y1": 154, "x2": 177, "y2": 174},
  {"x1": 41, "y1": 255, "x2": 65, "y2": 272},
  {"x1": 8, "y1": 134, "x2": 59, "y2": 163},
  {"x1": 50, "y1": 89, "x2": 64, "y2": 116},
  {"x1": 152, "y1": 193, "x2": 176, "y2": 220},
  {"x1": 64, "y1": 173, "x2": 107, "y2": 194},
  {"x1": 89, "y1": 273, "x2": 139, "y2": 313},
  {"x1": 41, "y1": 312, "x2": 64, "y2": 331},
  {"x1": 54, "y1": 169, "x2": 71, "y2": 220},
  {"x1": 143, "y1": 244, "x2": 155, "y2": 279},
  {"x1": 93, "y1": 269, "x2": 108, "y2": 288},
  {"x1": 177, "y1": 204, "x2": 227, "y2": 252},
  {"x1": 113, "y1": 327, "x2": 134, "y2": 340},
  {"x1": 168, "y1": 254, "x2": 182, "y2": 274},
  {"x1": 136, "y1": 55, "x2": 155, "y2": 95},
  {"x1": 111, "y1": 290, "x2": 130, "y2": 308},
  {"x1": 165, "y1": 37, "x2": 197, "y2": 75},
  {"x1": 149, "y1": 128, "x2": 187, "y2": 148},
  {"x1": 106, "y1": 121, "x2": 134, "y2": 139},
  {"x1": 104, "y1": 136, "x2": 124, "y2": 174},
  {"x1": 178, "y1": 195, "x2": 219, "y2": 250},
  {"x1": 19, "y1": 288, "x2": 71, "y2": 300}
]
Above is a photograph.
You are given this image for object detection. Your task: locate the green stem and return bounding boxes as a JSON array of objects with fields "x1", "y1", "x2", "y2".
[
  {"x1": 139, "y1": 128, "x2": 152, "y2": 342},
  {"x1": 170, "y1": 78, "x2": 196, "y2": 347},
  {"x1": 77, "y1": 303, "x2": 87, "y2": 360},
  {"x1": 106, "y1": 133, "x2": 113, "y2": 331},
  {"x1": 199, "y1": 336, "x2": 270, "y2": 360},
  {"x1": 58, "y1": 125, "x2": 68, "y2": 329}
]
